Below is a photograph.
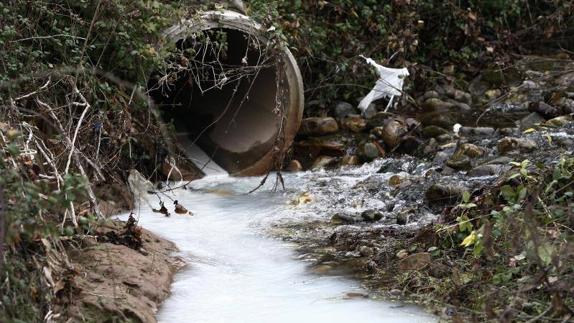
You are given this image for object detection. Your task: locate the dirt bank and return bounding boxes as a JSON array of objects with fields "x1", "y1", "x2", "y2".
[{"x1": 57, "y1": 221, "x2": 184, "y2": 323}]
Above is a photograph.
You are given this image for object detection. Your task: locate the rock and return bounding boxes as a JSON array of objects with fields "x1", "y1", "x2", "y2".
[
  {"x1": 459, "y1": 126, "x2": 495, "y2": 137},
  {"x1": 359, "y1": 246, "x2": 374, "y2": 257},
  {"x1": 311, "y1": 155, "x2": 337, "y2": 170},
  {"x1": 379, "y1": 118, "x2": 407, "y2": 148},
  {"x1": 397, "y1": 135, "x2": 421, "y2": 155},
  {"x1": 363, "y1": 103, "x2": 378, "y2": 119},
  {"x1": 458, "y1": 143, "x2": 485, "y2": 158},
  {"x1": 420, "y1": 112, "x2": 457, "y2": 129},
  {"x1": 331, "y1": 213, "x2": 359, "y2": 224},
  {"x1": 467, "y1": 164, "x2": 503, "y2": 177},
  {"x1": 426, "y1": 184, "x2": 464, "y2": 205},
  {"x1": 389, "y1": 289, "x2": 402, "y2": 297},
  {"x1": 396, "y1": 211, "x2": 410, "y2": 225},
  {"x1": 422, "y1": 90, "x2": 440, "y2": 101},
  {"x1": 341, "y1": 115, "x2": 367, "y2": 132},
  {"x1": 423, "y1": 98, "x2": 455, "y2": 112},
  {"x1": 446, "y1": 156, "x2": 472, "y2": 171},
  {"x1": 341, "y1": 155, "x2": 359, "y2": 166},
  {"x1": 388, "y1": 175, "x2": 402, "y2": 186},
  {"x1": 497, "y1": 137, "x2": 537, "y2": 154},
  {"x1": 358, "y1": 142, "x2": 381, "y2": 162},
  {"x1": 299, "y1": 117, "x2": 339, "y2": 136},
  {"x1": 361, "y1": 209, "x2": 383, "y2": 222},
  {"x1": 453, "y1": 89, "x2": 472, "y2": 104},
  {"x1": 399, "y1": 252, "x2": 432, "y2": 271},
  {"x1": 396, "y1": 249, "x2": 409, "y2": 259},
  {"x1": 485, "y1": 89, "x2": 502, "y2": 100},
  {"x1": 422, "y1": 125, "x2": 449, "y2": 138},
  {"x1": 545, "y1": 115, "x2": 572, "y2": 127},
  {"x1": 529, "y1": 101, "x2": 561, "y2": 119},
  {"x1": 405, "y1": 117, "x2": 421, "y2": 130},
  {"x1": 365, "y1": 111, "x2": 394, "y2": 128},
  {"x1": 518, "y1": 112, "x2": 546, "y2": 129},
  {"x1": 287, "y1": 160, "x2": 303, "y2": 172},
  {"x1": 334, "y1": 101, "x2": 357, "y2": 119}
]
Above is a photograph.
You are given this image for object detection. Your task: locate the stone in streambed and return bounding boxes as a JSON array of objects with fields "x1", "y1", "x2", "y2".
[
  {"x1": 518, "y1": 112, "x2": 546, "y2": 129},
  {"x1": 287, "y1": 160, "x2": 303, "y2": 172},
  {"x1": 358, "y1": 142, "x2": 381, "y2": 162},
  {"x1": 426, "y1": 184, "x2": 464, "y2": 205},
  {"x1": 341, "y1": 115, "x2": 367, "y2": 133},
  {"x1": 497, "y1": 137, "x2": 537, "y2": 154},
  {"x1": 299, "y1": 117, "x2": 339, "y2": 136},
  {"x1": 334, "y1": 101, "x2": 357, "y2": 119},
  {"x1": 361, "y1": 209, "x2": 383, "y2": 222}
]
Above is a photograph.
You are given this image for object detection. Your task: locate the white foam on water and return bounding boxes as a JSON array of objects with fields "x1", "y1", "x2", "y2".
[{"x1": 120, "y1": 173, "x2": 436, "y2": 323}]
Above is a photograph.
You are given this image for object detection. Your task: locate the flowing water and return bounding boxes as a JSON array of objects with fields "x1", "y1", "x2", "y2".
[{"x1": 122, "y1": 161, "x2": 438, "y2": 323}]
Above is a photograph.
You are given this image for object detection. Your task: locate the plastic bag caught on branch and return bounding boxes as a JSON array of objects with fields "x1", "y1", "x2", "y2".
[{"x1": 357, "y1": 55, "x2": 409, "y2": 115}]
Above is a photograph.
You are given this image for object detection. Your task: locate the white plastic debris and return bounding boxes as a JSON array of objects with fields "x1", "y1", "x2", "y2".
[{"x1": 357, "y1": 55, "x2": 409, "y2": 114}]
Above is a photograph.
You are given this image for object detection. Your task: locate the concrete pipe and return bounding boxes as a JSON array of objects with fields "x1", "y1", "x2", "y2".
[{"x1": 149, "y1": 10, "x2": 304, "y2": 176}]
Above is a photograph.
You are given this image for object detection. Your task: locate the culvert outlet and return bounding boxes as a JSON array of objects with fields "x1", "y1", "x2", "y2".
[{"x1": 149, "y1": 10, "x2": 304, "y2": 177}]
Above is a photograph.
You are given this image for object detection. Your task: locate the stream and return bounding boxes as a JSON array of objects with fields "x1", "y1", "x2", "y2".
[{"x1": 122, "y1": 161, "x2": 438, "y2": 323}]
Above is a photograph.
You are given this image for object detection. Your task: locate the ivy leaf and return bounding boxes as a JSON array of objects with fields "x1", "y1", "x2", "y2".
[{"x1": 460, "y1": 230, "x2": 478, "y2": 248}]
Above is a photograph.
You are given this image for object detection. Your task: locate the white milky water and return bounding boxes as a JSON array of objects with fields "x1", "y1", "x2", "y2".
[{"x1": 122, "y1": 171, "x2": 436, "y2": 323}]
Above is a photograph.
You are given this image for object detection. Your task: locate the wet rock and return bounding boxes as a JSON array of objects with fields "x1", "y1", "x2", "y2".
[
  {"x1": 388, "y1": 175, "x2": 402, "y2": 187},
  {"x1": 399, "y1": 252, "x2": 431, "y2": 271},
  {"x1": 378, "y1": 118, "x2": 407, "y2": 148},
  {"x1": 422, "y1": 90, "x2": 440, "y2": 101},
  {"x1": 467, "y1": 164, "x2": 503, "y2": 177},
  {"x1": 358, "y1": 142, "x2": 381, "y2": 162},
  {"x1": 446, "y1": 156, "x2": 472, "y2": 171},
  {"x1": 311, "y1": 155, "x2": 337, "y2": 170},
  {"x1": 485, "y1": 89, "x2": 502, "y2": 100},
  {"x1": 422, "y1": 125, "x2": 449, "y2": 138},
  {"x1": 396, "y1": 249, "x2": 409, "y2": 259},
  {"x1": 423, "y1": 98, "x2": 455, "y2": 112},
  {"x1": 529, "y1": 101, "x2": 561, "y2": 119},
  {"x1": 359, "y1": 246, "x2": 375, "y2": 257},
  {"x1": 453, "y1": 90, "x2": 472, "y2": 104},
  {"x1": 363, "y1": 103, "x2": 378, "y2": 119},
  {"x1": 397, "y1": 135, "x2": 421, "y2": 155},
  {"x1": 518, "y1": 112, "x2": 546, "y2": 129},
  {"x1": 341, "y1": 115, "x2": 367, "y2": 133},
  {"x1": 459, "y1": 126, "x2": 495, "y2": 137},
  {"x1": 426, "y1": 184, "x2": 464, "y2": 205},
  {"x1": 341, "y1": 155, "x2": 359, "y2": 166},
  {"x1": 396, "y1": 211, "x2": 410, "y2": 225},
  {"x1": 545, "y1": 115, "x2": 573, "y2": 127},
  {"x1": 287, "y1": 160, "x2": 303, "y2": 172},
  {"x1": 299, "y1": 117, "x2": 339, "y2": 136},
  {"x1": 361, "y1": 209, "x2": 383, "y2": 222},
  {"x1": 365, "y1": 111, "x2": 394, "y2": 128},
  {"x1": 331, "y1": 213, "x2": 359, "y2": 225},
  {"x1": 497, "y1": 137, "x2": 537, "y2": 154},
  {"x1": 334, "y1": 101, "x2": 357, "y2": 119},
  {"x1": 389, "y1": 289, "x2": 402, "y2": 297},
  {"x1": 420, "y1": 112, "x2": 457, "y2": 129}
]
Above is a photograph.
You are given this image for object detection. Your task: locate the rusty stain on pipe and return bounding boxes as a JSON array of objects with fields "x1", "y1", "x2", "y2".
[{"x1": 150, "y1": 10, "x2": 304, "y2": 176}]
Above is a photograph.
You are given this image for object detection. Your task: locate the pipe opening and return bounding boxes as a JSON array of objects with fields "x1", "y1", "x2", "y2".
[{"x1": 149, "y1": 12, "x2": 304, "y2": 176}]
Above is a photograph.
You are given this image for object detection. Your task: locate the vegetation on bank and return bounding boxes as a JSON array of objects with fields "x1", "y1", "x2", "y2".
[
  {"x1": 0, "y1": 1, "x2": 187, "y2": 321},
  {"x1": 385, "y1": 156, "x2": 574, "y2": 321}
]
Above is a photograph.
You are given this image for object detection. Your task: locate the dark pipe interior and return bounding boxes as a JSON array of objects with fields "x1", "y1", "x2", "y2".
[{"x1": 148, "y1": 28, "x2": 279, "y2": 174}]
